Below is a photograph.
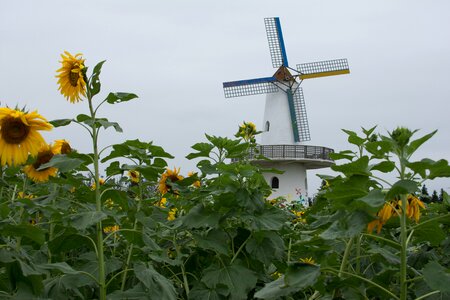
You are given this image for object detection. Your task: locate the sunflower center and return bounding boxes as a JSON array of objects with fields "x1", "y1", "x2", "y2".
[
  {"x1": 1, "y1": 117, "x2": 30, "y2": 144},
  {"x1": 33, "y1": 150, "x2": 54, "y2": 170},
  {"x1": 69, "y1": 69, "x2": 79, "y2": 87},
  {"x1": 60, "y1": 142, "x2": 72, "y2": 154}
]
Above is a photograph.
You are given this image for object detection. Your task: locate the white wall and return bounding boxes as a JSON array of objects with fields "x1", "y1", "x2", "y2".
[
  {"x1": 262, "y1": 162, "x2": 309, "y2": 205},
  {"x1": 260, "y1": 90, "x2": 295, "y2": 145}
]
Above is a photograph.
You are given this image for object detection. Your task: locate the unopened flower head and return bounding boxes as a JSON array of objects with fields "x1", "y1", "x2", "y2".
[{"x1": 390, "y1": 127, "x2": 414, "y2": 149}]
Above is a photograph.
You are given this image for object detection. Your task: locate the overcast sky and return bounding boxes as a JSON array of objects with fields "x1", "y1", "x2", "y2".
[{"x1": 1, "y1": 0, "x2": 450, "y2": 194}]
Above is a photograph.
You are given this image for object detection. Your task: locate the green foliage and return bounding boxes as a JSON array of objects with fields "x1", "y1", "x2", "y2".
[{"x1": 2, "y1": 55, "x2": 450, "y2": 300}]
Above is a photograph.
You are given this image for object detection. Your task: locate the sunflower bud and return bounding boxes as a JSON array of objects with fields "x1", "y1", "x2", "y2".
[{"x1": 390, "y1": 127, "x2": 413, "y2": 149}]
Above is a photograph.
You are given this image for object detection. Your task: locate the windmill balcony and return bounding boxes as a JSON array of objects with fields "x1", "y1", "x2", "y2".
[{"x1": 238, "y1": 144, "x2": 335, "y2": 169}]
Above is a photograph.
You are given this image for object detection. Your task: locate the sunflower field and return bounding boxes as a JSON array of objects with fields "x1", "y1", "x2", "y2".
[{"x1": 0, "y1": 53, "x2": 449, "y2": 300}]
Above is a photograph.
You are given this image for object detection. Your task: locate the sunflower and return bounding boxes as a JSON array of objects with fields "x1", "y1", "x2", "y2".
[
  {"x1": 17, "y1": 191, "x2": 35, "y2": 200},
  {"x1": 158, "y1": 167, "x2": 184, "y2": 195},
  {"x1": 23, "y1": 144, "x2": 58, "y2": 182},
  {"x1": 167, "y1": 208, "x2": 178, "y2": 221},
  {"x1": 56, "y1": 51, "x2": 87, "y2": 103},
  {"x1": 103, "y1": 225, "x2": 120, "y2": 234},
  {"x1": 91, "y1": 177, "x2": 105, "y2": 190},
  {"x1": 235, "y1": 121, "x2": 257, "y2": 142},
  {"x1": 155, "y1": 197, "x2": 168, "y2": 208},
  {"x1": 299, "y1": 257, "x2": 315, "y2": 265},
  {"x1": 0, "y1": 107, "x2": 52, "y2": 166},
  {"x1": 367, "y1": 194, "x2": 426, "y2": 234},
  {"x1": 188, "y1": 171, "x2": 201, "y2": 188},
  {"x1": 128, "y1": 170, "x2": 140, "y2": 183},
  {"x1": 52, "y1": 139, "x2": 72, "y2": 154}
]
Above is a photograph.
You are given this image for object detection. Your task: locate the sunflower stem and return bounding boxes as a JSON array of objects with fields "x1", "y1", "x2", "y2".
[
  {"x1": 120, "y1": 185, "x2": 142, "y2": 291},
  {"x1": 399, "y1": 156, "x2": 408, "y2": 300},
  {"x1": 338, "y1": 238, "x2": 353, "y2": 278},
  {"x1": 87, "y1": 88, "x2": 106, "y2": 300}
]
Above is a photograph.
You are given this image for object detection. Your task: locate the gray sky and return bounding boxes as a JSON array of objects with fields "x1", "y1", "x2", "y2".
[{"x1": 1, "y1": 0, "x2": 450, "y2": 194}]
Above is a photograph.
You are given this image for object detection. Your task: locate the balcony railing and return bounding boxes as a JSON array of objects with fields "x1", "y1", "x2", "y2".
[{"x1": 246, "y1": 144, "x2": 334, "y2": 161}]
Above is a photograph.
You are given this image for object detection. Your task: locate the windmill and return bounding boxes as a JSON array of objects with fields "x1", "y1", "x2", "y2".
[{"x1": 223, "y1": 17, "x2": 350, "y2": 203}]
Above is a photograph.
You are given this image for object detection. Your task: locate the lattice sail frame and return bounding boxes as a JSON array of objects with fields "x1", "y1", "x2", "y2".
[
  {"x1": 292, "y1": 87, "x2": 310, "y2": 142},
  {"x1": 223, "y1": 77, "x2": 278, "y2": 98},
  {"x1": 297, "y1": 58, "x2": 349, "y2": 79},
  {"x1": 264, "y1": 17, "x2": 289, "y2": 68}
]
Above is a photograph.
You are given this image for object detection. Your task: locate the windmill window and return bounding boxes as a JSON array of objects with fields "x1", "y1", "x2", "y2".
[
  {"x1": 265, "y1": 121, "x2": 270, "y2": 132},
  {"x1": 271, "y1": 177, "x2": 279, "y2": 189}
]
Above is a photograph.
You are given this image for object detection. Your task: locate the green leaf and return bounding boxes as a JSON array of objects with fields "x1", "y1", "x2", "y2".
[
  {"x1": 407, "y1": 159, "x2": 450, "y2": 179},
  {"x1": 49, "y1": 233, "x2": 93, "y2": 253},
  {"x1": 189, "y1": 283, "x2": 225, "y2": 300},
  {"x1": 134, "y1": 264, "x2": 177, "y2": 300},
  {"x1": 3, "y1": 224, "x2": 45, "y2": 245},
  {"x1": 194, "y1": 229, "x2": 229, "y2": 255},
  {"x1": 108, "y1": 283, "x2": 150, "y2": 300},
  {"x1": 348, "y1": 134, "x2": 365, "y2": 146},
  {"x1": 362, "y1": 125, "x2": 377, "y2": 137},
  {"x1": 89, "y1": 60, "x2": 106, "y2": 96},
  {"x1": 365, "y1": 141, "x2": 393, "y2": 158},
  {"x1": 96, "y1": 118, "x2": 123, "y2": 133},
  {"x1": 329, "y1": 150, "x2": 355, "y2": 161},
  {"x1": 69, "y1": 211, "x2": 107, "y2": 230},
  {"x1": 246, "y1": 207, "x2": 286, "y2": 231},
  {"x1": 50, "y1": 118, "x2": 72, "y2": 127},
  {"x1": 423, "y1": 261, "x2": 450, "y2": 293},
  {"x1": 38, "y1": 262, "x2": 80, "y2": 275},
  {"x1": 428, "y1": 159, "x2": 450, "y2": 179},
  {"x1": 246, "y1": 231, "x2": 285, "y2": 265},
  {"x1": 76, "y1": 113, "x2": 91, "y2": 123},
  {"x1": 284, "y1": 263, "x2": 321, "y2": 288},
  {"x1": 406, "y1": 130, "x2": 437, "y2": 158},
  {"x1": 320, "y1": 211, "x2": 370, "y2": 239},
  {"x1": 368, "y1": 246, "x2": 400, "y2": 265},
  {"x1": 186, "y1": 142, "x2": 215, "y2": 159},
  {"x1": 101, "y1": 140, "x2": 173, "y2": 163},
  {"x1": 355, "y1": 189, "x2": 385, "y2": 210},
  {"x1": 414, "y1": 221, "x2": 446, "y2": 247},
  {"x1": 323, "y1": 175, "x2": 370, "y2": 208},
  {"x1": 254, "y1": 277, "x2": 297, "y2": 299},
  {"x1": 105, "y1": 92, "x2": 138, "y2": 104},
  {"x1": 331, "y1": 156, "x2": 370, "y2": 176},
  {"x1": 202, "y1": 264, "x2": 257, "y2": 300},
  {"x1": 131, "y1": 164, "x2": 164, "y2": 182},
  {"x1": 105, "y1": 161, "x2": 121, "y2": 176},
  {"x1": 255, "y1": 264, "x2": 321, "y2": 299},
  {"x1": 38, "y1": 154, "x2": 85, "y2": 172},
  {"x1": 182, "y1": 204, "x2": 221, "y2": 228},
  {"x1": 370, "y1": 161, "x2": 395, "y2": 173},
  {"x1": 386, "y1": 180, "x2": 418, "y2": 199}
]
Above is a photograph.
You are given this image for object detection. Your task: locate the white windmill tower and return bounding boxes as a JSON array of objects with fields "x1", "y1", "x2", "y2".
[{"x1": 223, "y1": 17, "x2": 350, "y2": 204}]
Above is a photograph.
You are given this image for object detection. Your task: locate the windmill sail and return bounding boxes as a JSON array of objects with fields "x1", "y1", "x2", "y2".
[
  {"x1": 223, "y1": 77, "x2": 278, "y2": 98},
  {"x1": 292, "y1": 87, "x2": 310, "y2": 142},
  {"x1": 297, "y1": 58, "x2": 349, "y2": 80},
  {"x1": 264, "y1": 17, "x2": 289, "y2": 68}
]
